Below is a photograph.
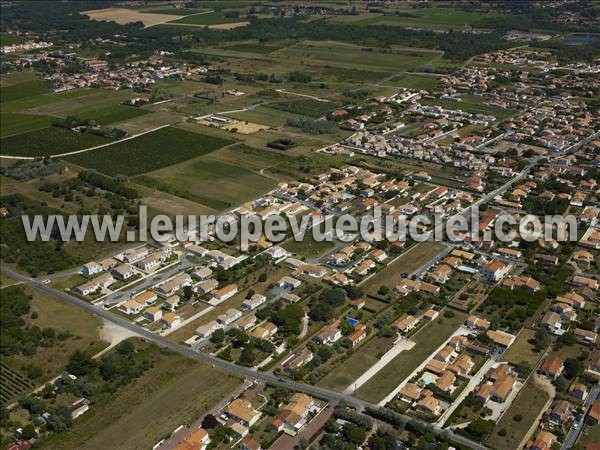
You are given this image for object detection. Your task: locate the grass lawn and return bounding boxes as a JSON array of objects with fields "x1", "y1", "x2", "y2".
[
  {"x1": 39, "y1": 342, "x2": 241, "y2": 450},
  {"x1": 172, "y1": 11, "x2": 246, "y2": 25},
  {"x1": 0, "y1": 113, "x2": 57, "y2": 138},
  {"x1": 356, "y1": 311, "x2": 467, "y2": 403},
  {"x1": 360, "y1": 241, "x2": 445, "y2": 295},
  {"x1": 579, "y1": 424, "x2": 600, "y2": 447},
  {"x1": 486, "y1": 376, "x2": 551, "y2": 450},
  {"x1": 137, "y1": 152, "x2": 277, "y2": 211},
  {"x1": 0, "y1": 126, "x2": 111, "y2": 157},
  {"x1": 0, "y1": 79, "x2": 51, "y2": 103},
  {"x1": 1, "y1": 285, "x2": 107, "y2": 403},
  {"x1": 65, "y1": 127, "x2": 232, "y2": 176}
]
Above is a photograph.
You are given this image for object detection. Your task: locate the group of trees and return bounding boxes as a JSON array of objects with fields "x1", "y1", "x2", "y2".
[
  {"x1": 286, "y1": 118, "x2": 338, "y2": 134},
  {"x1": 308, "y1": 288, "x2": 346, "y2": 322},
  {"x1": 0, "y1": 158, "x2": 65, "y2": 182}
]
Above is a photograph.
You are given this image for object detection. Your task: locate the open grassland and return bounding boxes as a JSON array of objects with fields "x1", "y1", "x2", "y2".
[
  {"x1": 172, "y1": 11, "x2": 246, "y2": 25},
  {"x1": 356, "y1": 311, "x2": 467, "y2": 403},
  {"x1": 423, "y1": 95, "x2": 519, "y2": 121},
  {"x1": 1, "y1": 286, "x2": 107, "y2": 403},
  {"x1": 360, "y1": 241, "x2": 445, "y2": 295},
  {"x1": 0, "y1": 113, "x2": 57, "y2": 138},
  {"x1": 39, "y1": 344, "x2": 241, "y2": 450},
  {"x1": 388, "y1": 73, "x2": 441, "y2": 91},
  {"x1": 65, "y1": 127, "x2": 232, "y2": 176},
  {"x1": 352, "y1": 8, "x2": 514, "y2": 29},
  {"x1": 0, "y1": 127, "x2": 110, "y2": 157},
  {"x1": 0, "y1": 69, "x2": 39, "y2": 87},
  {"x1": 0, "y1": 79, "x2": 51, "y2": 103},
  {"x1": 137, "y1": 151, "x2": 277, "y2": 211},
  {"x1": 269, "y1": 98, "x2": 337, "y2": 118},
  {"x1": 277, "y1": 41, "x2": 438, "y2": 72},
  {"x1": 501, "y1": 328, "x2": 545, "y2": 370},
  {"x1": 78, "y1": 104, "x2": 150, "y2": 126},
  {"x1": 0, "y1": 32, "x2": 27, "y2": 46},
  {"x1": 486, "y1": 376, "x2": 551, "y2": 450},
  {"x1": 282, "y1": 233, "x2": 336, "y2": 259},
  {"x1": 317, "y1": 334, "x2": 395, "y2": 392},
  {"x1": 222, "y1": 42, "x2": 285, "y2": 54}
]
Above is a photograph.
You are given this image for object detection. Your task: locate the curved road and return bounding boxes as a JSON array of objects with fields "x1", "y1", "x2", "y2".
[{"x1": 2, "y1": 266, "x2": 487, "y2": 450}]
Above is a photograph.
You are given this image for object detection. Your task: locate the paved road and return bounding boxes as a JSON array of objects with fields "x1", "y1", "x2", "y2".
[
  {"x1": 562, "y1": 383, "x2": 600, "y2": 450},
  {"x1": 2, "y1": 266, "x2": 488, "y2": 450}
]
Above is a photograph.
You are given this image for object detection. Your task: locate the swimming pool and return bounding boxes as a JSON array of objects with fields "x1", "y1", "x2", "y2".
[{"x1": 420, "y1": 372, "x2": 438, "y2": 385}]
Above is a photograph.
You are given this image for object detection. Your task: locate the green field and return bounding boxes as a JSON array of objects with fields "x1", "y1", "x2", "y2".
[
  {"x1": 0, "y1": 112, "x2": 57, "y2": 138},
  {"x1": 277, "y1": 41, "x2": 438, "y2": 72},
  {"x1": 0, "y1": 88, "x2": 97, "y2": 114},
  {"x1": 0, "y1": 79, "x2": 51, "y2": 103},
  {"x1": 269, "y1": 99, "x2": 337, "y2": 118},
  {"x1": 282, "y1": 232, "x2": 336, "y2": 259},
  {"x1": 222, "y1": 42, "x2": 284, "y2": 54},
  {"x1": 144, "y1": 7, "x2": 205, "y2": 15},
  {"x1": 360, "y1": 241, "x2": 445, "y2": 295},
  {"x1": 353, "y1": 8, "x2": 513, "y2": 29},
  {"x1": 39, "y1": 343, "x2": 241, "y2": 450},
  {"x1": 79, "y1": 105, "x2": 150, "y2": 126},
  {"x1": 389, "y1": 73, "x2": 441, "y2": 90},
  {"x1": 65, "y1": 127, "x2": 232, "y2": 176},
  {"x1": 486, "y1": 376, "x2": 551, "y2": 450},
  {"x1": 1, "y1": 126, "x2": 110, "y2": 157},
  {"x1": 423, "y1": 95, "x2": 519, "y2": 121},
  {"x1": 0, "y1": 32, "x2": 27, "y2": 46},
  {"x1": 138, "y1": 153, "x2": 277, "y2": 210},
  {"x1": 172, "y1": 11, "x2": 246, "y2": 25},
  {"x1": 356, "y1": 311, "x2": 466, "y2": 403}
]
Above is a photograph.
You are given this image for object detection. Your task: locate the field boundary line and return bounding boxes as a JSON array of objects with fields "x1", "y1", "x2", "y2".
[{"x1": 0, "y1": 124, "x2": 171, "y2": 160}]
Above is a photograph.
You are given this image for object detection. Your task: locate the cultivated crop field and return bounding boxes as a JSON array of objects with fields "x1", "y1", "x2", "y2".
[
  {"x1": 0, "y1": 79, "x2": 51, "y2": 103},
  {"x1": 65, "y1": 127, "x2": 233, "y2": 176},
  {"x1": 269, "y1": 99, "x2": 337, "y2": 118},
  {"x1": 172, "y1": 11, "x2": 246, "y2": 26},
  {"x1": 138, "y1": 153, "x2": 277, "y2": 211},
  {"x1": 0, "y1": 112, "x2": 57, "y2": 138},
  {"x1": 0, "y1": 126, "x2": 111, "y2": 157},
  {"x1": 79, "y1": 105, "x2": 150, "y2": 126},
  {"x1": 277, "y1": 41, "x2": 439, "y2": 72},
  {"x1": 83, "y1": 7, "x2": 182, "y2": 26},
  {"x1": 0, "y1": 362, "x2": 35, "y2": 405}
]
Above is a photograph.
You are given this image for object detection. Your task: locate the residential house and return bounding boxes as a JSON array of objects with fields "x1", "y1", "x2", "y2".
[
  {"x1": 212, "y1": 284, "x2": 238, "y2": 303},
  {"x1": 275, "y1": 393, "x2": 314, "y2": 432},
  {"x1": 227, "y1": 399, "x2": 261, "y2": 427},
  {"x1": 217, "y1": 308, "x2": 242, "y2": 326},
  {"x1": 278, "y1": 276, "x2": 302, "y2": 290},
  {"x1": 313, "y1": 320, "x2": 342, "y2": 345},
  {"x1": 249, "y1": 322, "x2": 278, "y2": 340},
  {"x1": 393, "y1": 315, "x2": 419, "y2": 334},
  {"x1": 539, "y1": 356, "x2": 564, "y2": 380},
  {"x1": 481, "y1": 260, "x2": 510, "y2": 282},
  {"x1": 347, "y1": 324, "x2": 367, "y2": 348},
  {"x1": 465, "y1": 315, "x2": 491, "y2": 331},
  {"x1": 398, "y1": 383, "x2": 422, "y2": 403},
  {"x1": 143, "y1": 306, "x2": 163, "y2": 322},
  {"x1": 161, "y1": 312, "x2": 181, "y2": 329},
  {"x1": 526, "y1": 431, "x2": 557, "y2": 450},
  {"x1": 284, "y1": 348, "x2": 313, "y2": 371},
  {"x1": 242, "y1": 294, "x2": 267, "y2": 311}
]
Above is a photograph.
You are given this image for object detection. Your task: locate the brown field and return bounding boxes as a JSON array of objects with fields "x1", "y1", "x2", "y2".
[
  {"x1": 209, "y1": 22, "x2": 249, "y2": 29},
  {"x1": 196, "y1": 117, "x2": 270, "y2": 135},
  {"x1": 83, "y1": 8, "x2": 181, "y2": 27}
]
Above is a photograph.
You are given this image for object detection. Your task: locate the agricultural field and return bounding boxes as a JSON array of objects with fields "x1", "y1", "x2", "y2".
[
  {"x1": 171, "y1": 11, "x2": 246, "y2": 26},
  {"x1": 38, "y1": 342, "x2": 241, "y2": 450},
  {"x1": 78, "y1": 104, "x2": 150, "y2": 126},
  {"x1": 269, "y1": 99, "x2": 337, "y2": 118},
  {"x1": 277, "y1": 41, "x2": 439, "y2": 73},
  {"x1": 221, "y1": 42, "x2": 285, "y2": 54},
  {"x1": 0, "y1": 88, "x2": 97, "y2": 114},
  {"x1": 82, "y1": 7, "x2": 183, "y2": 26},
  {"x1": 0, "y1": 112, "x2": 57, "y2": 138},
  {"x1": 0, "y1": 32, "x2": 27, "y2": 46},
  {"x1": 351, "y1": 7, "x2": 514, "y2": 29},
  {"x1": 137, "y1": 151, "x2": 277, "y2": 211},
  {"x1": 0, "y1": 79, "x2": 51, "y2": 103},
  {"x1": 1, "y1": 126, "x2": 111, "y2": 157},
  {"x1": 388, "y1": 73, "x2": 441, "y2": 91},
  {"x1": 65, "y1": 127, "x2": 232, "y2": 176},
  {"x1": 356, "y1": 311, "x2": 467, "y2": 403},
  {"x1": 0, "y1": 363, "x2": 35, "y2": 406}
]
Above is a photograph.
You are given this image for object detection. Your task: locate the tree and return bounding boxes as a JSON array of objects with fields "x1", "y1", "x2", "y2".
[
  {"x1": 210, "y1": 328, "x2": 225, "y2": 344},
  {"x1": 202, "y1": 414, "x2": 218, "y2": 429},
  {"x1": 343, "y1": 423, "x2": 367, "y2": 445},
  {"x1": 239, "y1": 344, "x2": 256, "y2": 366},
  {"x1": 67, "y1": 350, "x2": 96, "y2": 377}
]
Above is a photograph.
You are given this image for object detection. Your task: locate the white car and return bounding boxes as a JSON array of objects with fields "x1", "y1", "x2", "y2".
[{"x1": 41, "y1": 279, "x2": 51, "y2": 284}]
